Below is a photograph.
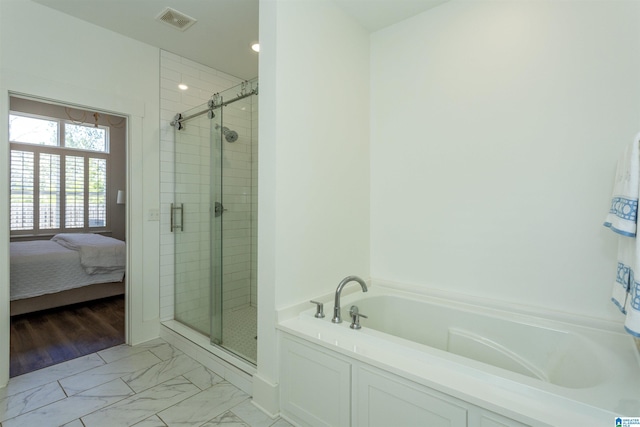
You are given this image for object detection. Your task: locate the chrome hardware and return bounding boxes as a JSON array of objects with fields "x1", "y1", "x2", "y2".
[
  {"x1": 214, "y1": 202, "x2": 227, "y2": 218},
  {"x1": 170, "y1": 113, "x2": 185, "y2": 130},
  {"x1": 310, "y1": 300, "x2": 325, "y2": 318},
  {"x1": 331, "y1": 275, "x2": 368, "y2": 323},
  {"x1": 171, "y1": 203, "x2": 184, "y2": 232},
  {"x1": 349, "y1": 305, "x2": 368, "y2": 330}
]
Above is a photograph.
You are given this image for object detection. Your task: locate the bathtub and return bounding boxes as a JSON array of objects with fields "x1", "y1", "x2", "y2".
[{"x1": 277, "y1": 283, "x2": 640, "y2": 426}]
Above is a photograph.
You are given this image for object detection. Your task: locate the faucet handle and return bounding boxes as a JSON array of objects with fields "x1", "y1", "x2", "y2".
[
  {"x1": 349, "y1": 305, "x2": 368, "y2": 330},
  {"x1": 310, "y1": 300, "x2": 325, "y2": 318}
]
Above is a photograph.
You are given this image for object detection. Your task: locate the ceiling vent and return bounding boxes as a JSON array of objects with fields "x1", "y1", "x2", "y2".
[{"x1": 156, "y1": 7, "x2": 197, "y2": 32}]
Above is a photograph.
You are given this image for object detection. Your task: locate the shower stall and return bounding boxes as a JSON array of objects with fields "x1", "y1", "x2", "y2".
[{"x1": 170, "y1": 78, "x2": 258, "y2": 365}]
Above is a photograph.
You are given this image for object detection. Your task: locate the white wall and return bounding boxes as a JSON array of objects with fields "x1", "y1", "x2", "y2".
[
  {"x1": 255, "y1": 0, "x2": 370, "y2": 414},
  {"x1": 370, "y1": 0, "x2": 640, "y2": 321},
  {"x1": 0, "y1": 0, "x2": 162, "y2": 387}
]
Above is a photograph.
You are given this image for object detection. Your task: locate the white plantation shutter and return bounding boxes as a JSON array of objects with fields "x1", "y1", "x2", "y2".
[
  {"x1": 65, "y1": 155, "x2": 85, "y2": 229},
  {"x1": 89, "y1": 158, "x2": 107, "y2": 227},
  {"x1": 39, "y1": 153, "x2": 61, "y2": 229},
  {"x1": 10, "y1": 150, "x2": 34, "y2": 230}
]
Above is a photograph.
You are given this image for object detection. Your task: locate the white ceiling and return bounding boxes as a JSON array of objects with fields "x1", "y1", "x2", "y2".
[
  {"x1": 31, "y1": 0, "x2": 448, "y2": 80},
  {"x1": 335, "y1": 0, "x2": 448, "y2": 32}
]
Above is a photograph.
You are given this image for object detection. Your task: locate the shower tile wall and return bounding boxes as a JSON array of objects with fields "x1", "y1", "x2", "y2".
[
  {"x1": 159, "y1": 50, "x2": 257, "y2": 323},
  {"x1": 220, "y1": 93, "x2": 256, "y2": 311}
]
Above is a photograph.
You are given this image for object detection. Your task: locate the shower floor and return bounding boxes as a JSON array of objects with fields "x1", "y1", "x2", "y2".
[
  {"x1": 223, "y1": 305, "x2": 257, "y2": 364},
  {"x1": 176, "y1": 304, "x2": 257, "y2": 364}
]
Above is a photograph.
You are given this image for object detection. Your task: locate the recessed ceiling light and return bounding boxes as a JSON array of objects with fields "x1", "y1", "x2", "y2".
[
  {"x1": 178, "y1": 83, "x2": 188, "y2": 90},
  {"x1": 250, "y1": 42, "x2": 260, "y2": 53}
]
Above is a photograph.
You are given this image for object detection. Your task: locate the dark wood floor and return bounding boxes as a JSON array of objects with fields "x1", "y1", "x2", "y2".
[{"x1": 10, "y1": 295, "x2": 125, "y2": 377}]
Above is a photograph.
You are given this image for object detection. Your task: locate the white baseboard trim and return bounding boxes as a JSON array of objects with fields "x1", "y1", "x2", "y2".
[{"x1": 252, "y1": 372, "x2": 280, "y2": 418}]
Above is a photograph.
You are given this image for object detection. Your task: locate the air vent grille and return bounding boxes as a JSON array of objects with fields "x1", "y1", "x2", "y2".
[{"x1": 156, "y1": 7, "x2": 197, "y2": 32}]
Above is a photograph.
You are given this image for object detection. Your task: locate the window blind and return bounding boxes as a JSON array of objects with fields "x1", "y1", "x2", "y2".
[
  {"x1": 39, "y1": 153, "x2": 61, "y2": 229},
  {"x1": 10, "y1": 150, "x2": 34, "y2": 230}
]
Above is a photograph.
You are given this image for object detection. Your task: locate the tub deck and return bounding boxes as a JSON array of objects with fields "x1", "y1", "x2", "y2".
[{"x1": 278, "y1": 284, "x2": 640, "y2": 425}]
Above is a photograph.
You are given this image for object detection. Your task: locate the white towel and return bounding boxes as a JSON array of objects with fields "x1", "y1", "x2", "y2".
[
  {"x1": 604, "y1": 133, "x2": 640, "y2": 337},
  {"x1": 604, "y1": 139, "x2": 639, "y2": 237}
]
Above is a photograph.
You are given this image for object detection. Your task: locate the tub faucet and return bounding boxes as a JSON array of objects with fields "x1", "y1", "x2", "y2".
[{"x1": 332, "y1": 275, "x2": 368, "y2": 323}]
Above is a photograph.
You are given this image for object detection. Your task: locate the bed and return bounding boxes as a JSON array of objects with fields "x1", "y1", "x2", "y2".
[{"x1": 10, "y1": 233, "x2": 125, "y2": 316}]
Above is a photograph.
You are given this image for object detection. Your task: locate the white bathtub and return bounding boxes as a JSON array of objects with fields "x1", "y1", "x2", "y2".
[{"x1": 278, "y1": 284, "x2": 640, "y2": 426}]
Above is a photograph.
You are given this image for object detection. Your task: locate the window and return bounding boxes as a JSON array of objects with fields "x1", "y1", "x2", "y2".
[{"x1": 9, "y1": 112, "x2": 110, "y2": 235}]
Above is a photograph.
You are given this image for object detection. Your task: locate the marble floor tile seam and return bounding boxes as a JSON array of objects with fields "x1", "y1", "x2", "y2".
[
  {"x1": 80, "y1": 376, "x2": 202, "y2": 427},
  {"x1": 60, "y1": 350, "x2": 166, "y2": 396},
  {"x1": 98, "y1": 339, "x2": 184, "y2": 365},
  {"x1": 0, "y1": 381, "x2": 67, "y2": 423},
  {"x1": 1, "y1": 378, "x2": 136, "y2": 427},
  {"x1": 3, "y1": 339, "x2": 295, "y2": 427},
  {"x1": 1, "y1": 379, "x2": 290, "y2": 427},
  {"x1": 4, "y1": 353, "x2": 107, "y2": 398},
  {"x1": 55, "y1": 376, "x2": 237, "y2": 427},
  {"x1": 0, "y1": 354, "x2": 233, "y2": 425},
  {"x1": 155, "y1": 382, "x2": 250, "y2": 426}
]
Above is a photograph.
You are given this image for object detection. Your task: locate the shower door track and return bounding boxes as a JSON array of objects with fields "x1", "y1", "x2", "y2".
[{"x1": 170, "y1": 88, "x2": 258, "y2": 128}]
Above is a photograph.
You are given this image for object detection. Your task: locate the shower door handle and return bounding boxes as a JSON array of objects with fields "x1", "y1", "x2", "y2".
[{"x1": 171, "y1": 203, "x2": 184, "y2": 232}]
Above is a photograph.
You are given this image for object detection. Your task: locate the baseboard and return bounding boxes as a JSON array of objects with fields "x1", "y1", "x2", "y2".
[{"x1": 252, "y1": 372, "x2": 280, "y2": 418}]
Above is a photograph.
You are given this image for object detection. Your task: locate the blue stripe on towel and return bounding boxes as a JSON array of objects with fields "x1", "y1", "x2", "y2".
[
  {"x1": 609, "y1": 196, "x2": 639, "y2": 222},
  {"x1": 604, "y1": 222, "x2": 637, "y2": 237},
  {"x1": 624, "y1": 326, "x2": 640, "y2": 338},
  {"x1": 612, "y1": 297, "x2": 627, "y2": 314}
]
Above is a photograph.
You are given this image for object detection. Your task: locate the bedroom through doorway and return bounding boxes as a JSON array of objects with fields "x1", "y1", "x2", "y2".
[{"x1": 7, "y1": 96, "x2": 128, "y2": 377}]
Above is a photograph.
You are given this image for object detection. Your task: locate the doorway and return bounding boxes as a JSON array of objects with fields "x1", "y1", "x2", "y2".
[{"x1": 8, "y1": 96, "x2": 127, "y2": 377}]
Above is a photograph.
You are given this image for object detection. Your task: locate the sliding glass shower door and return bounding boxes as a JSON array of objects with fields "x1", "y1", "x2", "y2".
[
  {"x1": 173, "y1": 105, "x2": 223, "y2": 346},
  {"x1": 172, "y1": 78, "x2": 258, "y2": 365}
]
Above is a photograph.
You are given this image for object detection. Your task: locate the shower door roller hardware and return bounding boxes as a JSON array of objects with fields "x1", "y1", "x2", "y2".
[
  {"x1": 171, "y1": 113, "x2": 184, "y2": 131},
  {"x1": 214, "y1": 202, "x2": 227, "y2": 218},
  {"x1": 170, "y1": 203, "x2": 184, "y2": 232}
]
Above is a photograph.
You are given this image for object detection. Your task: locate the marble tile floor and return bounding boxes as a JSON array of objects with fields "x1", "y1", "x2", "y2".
[{"x1": 0, "y1": 338, "x2": 293, "y2": 427}]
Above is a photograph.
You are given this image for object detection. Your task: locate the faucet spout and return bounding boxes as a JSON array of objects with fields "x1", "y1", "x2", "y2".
[{"x1": 332, "y1": 275, "x2": 368, "y2": 323}]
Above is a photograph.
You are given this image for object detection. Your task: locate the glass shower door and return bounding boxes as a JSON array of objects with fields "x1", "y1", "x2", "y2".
[
  {"x1": 172, "y1": 78, "x2": 258, "y2": 365},
  {"x1": 173, "y1": 105, "x2": 223, "y2": 345}
]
